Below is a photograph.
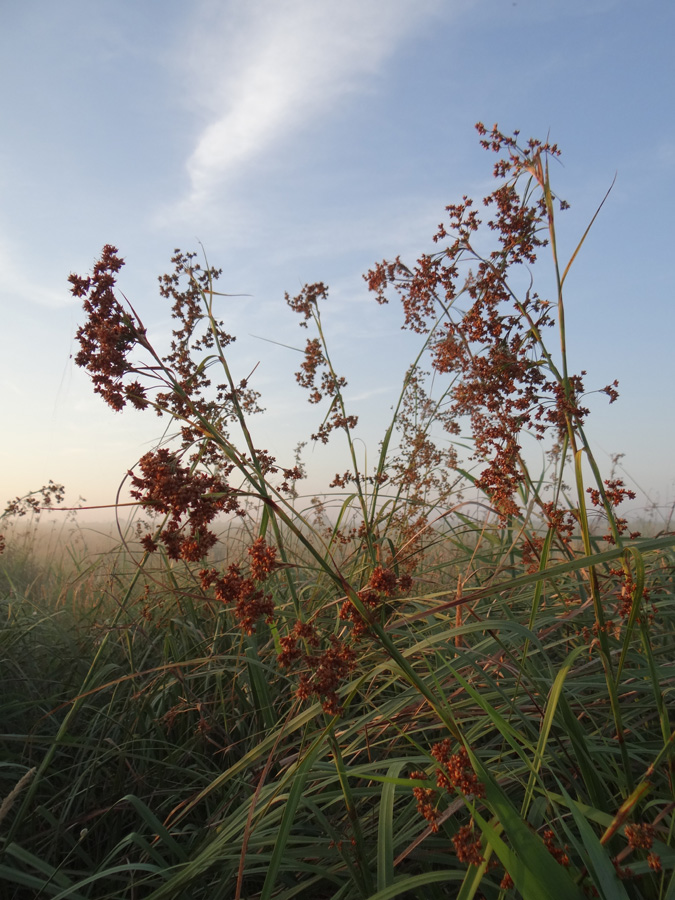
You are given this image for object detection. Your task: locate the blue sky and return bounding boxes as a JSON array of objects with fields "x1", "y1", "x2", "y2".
[{"x1": 1, "y1": 0, "x2": 674, "y2": 524}]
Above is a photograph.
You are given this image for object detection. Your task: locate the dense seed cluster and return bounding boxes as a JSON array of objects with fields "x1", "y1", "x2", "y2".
[
  {"x1": 198, "y1": 538, "x2": 279, "y2": 634},
  {"x1": 129, "y1": 449, "x2": 241, "y2": 562},
  {"x1": 70, "y1": 245, "x2": 148, "y2": 412},
  {"x1": 361, "y1": 124, "x2": 619, "y2": 520},
  {"x1": 278, "y1": 620, "x2": 357, "y2": 715},
  {"x1": 430, "y1": 741, "x2": 485, "y2": 798}
]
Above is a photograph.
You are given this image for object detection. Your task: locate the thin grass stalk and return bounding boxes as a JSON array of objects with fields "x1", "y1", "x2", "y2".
[
  {"x1": 326, "y1": 729, "x2": 374, "y2": 896},
  {"x1": 572, "y1": 450, "x2": 633, "y2": 793}
]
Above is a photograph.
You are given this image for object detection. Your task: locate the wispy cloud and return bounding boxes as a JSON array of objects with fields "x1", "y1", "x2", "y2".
[
  {"x1": 0, "y1": 233, "x2": 67, "y2": 308},
  {"x1": 175, "y1": 0, "x2": 449, "y2": 212}
]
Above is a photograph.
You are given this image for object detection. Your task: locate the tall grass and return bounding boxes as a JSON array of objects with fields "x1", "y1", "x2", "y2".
[{"x1": 1, "y1": 124, "x2": 674, "y2": 899}]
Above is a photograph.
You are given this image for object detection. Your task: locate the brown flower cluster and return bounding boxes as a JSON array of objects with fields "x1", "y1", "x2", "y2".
[
  {"x1": 362, "y1": 124, "x2": 607, "y2": 520},
  {"x1": 72, "y1": 246, "x2": 263, "y2": 471},
  {"x1": 587, "y1": 479, "x2": 638, "y2": 543},
  {"x1": 285, "y1": 281, "x2": 328, "y2": 327},
  {"x1": 3, "y1": 481, "x2": 66, "y2": 518},
  {"x1": 612, "y1": 567, "x2": 643, "y2": 621},
  {"x1": 520, "y1": 500, "x2": 581, "y2": 572},
  {"x1": 129, "y1": 449, "x2": 242, "y2": 561},
  {"x1": 624, "y1": 822, "x2": 655, "y2": 850},
  {"x1": 542, "y1": 828, "x2": 570, "y2": 867},
  {"x1": 296, "y1": 338, "x2": 327, "y2": 404},
  {"x1": 286, "y1": 284, "x2": 358, "y2": 444},
  {"x1": 155, "y1": 250, "x2": 262, "y2": 464},
  {"x1": 70, "y1": 246, "x2": 288, "y2": 565},
  {"x1": 369, "y1": 565, "x2": 399, "y2": 595},
  {"x1": 385, "y1": 368, "x2": 461, "y2": 535},
  {"x1": 1, "y1": 482, "x2": 72, "y2": 554},
  {"x1": 431, "y1": 741, "x2": 485, "y2": 798},
  {"x1": 278, "y1": 621, "x2": 357, "y2": 715},
  {"x1": 409, "y1": 771, "x2": 440, "y2": 832},
  {"x1": 329, "y1": 471, "x2": 357, "y2": 489},
  {"x1": 601, "y1": 380, "x2": 620, "y2": 404},
  {"x1": 521, "y1": 535, "x2": 545, "y2": 573},
  {"x1": 70, "y1": 245, "x2": 149, "y2": 411},
  {"x1": 452, "y1": 824, "x2": 484, "y2": 866},
  {"x1": 647, "y1": 852, "x2": 662, "y2": 872},
  {"x1": 199, "y1": 538, "x2": 278, "y2": 633},
  {"x1": 247, "y1": 536, "x2": 279, "y2": 580},
  {"x1": 541, "y1": 501, "x2": 577, "y2": 543},
  {"x1": 339, "y1": 566, "x2": 413, "y2": 640}
]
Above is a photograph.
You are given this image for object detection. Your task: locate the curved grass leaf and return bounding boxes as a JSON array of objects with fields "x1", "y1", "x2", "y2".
[
  {"x1": 468, "y1": 753, "x2": 586, "y2": 900},
  {"x1": 377, "y1": 761, "x2": 405, "y2": 891}
]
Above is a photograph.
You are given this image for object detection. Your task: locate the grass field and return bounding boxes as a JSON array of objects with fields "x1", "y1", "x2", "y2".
[{"x1": 2, "y1": 125, "x2": 674, "y2": 899}]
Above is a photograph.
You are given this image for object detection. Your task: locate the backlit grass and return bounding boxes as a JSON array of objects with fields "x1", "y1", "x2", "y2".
[{"x1": 1, "y1": 125, "x2": 674, "y2": 899}]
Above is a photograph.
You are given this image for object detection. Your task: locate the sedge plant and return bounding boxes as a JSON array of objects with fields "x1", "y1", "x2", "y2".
[{"x1": 1, "y1": 124, "x2": 674, "y2": 899}]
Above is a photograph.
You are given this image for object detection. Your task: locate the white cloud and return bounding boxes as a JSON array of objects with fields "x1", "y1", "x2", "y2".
[{"x1": 176, "y1": 0, "x2": 451, "y2": 211}]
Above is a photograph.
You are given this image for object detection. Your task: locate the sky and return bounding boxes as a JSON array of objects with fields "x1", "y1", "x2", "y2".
[{"x1": 1, "y1": 0, "x2": 674, "y2": 527}]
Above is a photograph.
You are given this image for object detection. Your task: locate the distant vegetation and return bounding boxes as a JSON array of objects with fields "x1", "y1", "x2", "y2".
[{"x1": 1, "y1": 125, "x2": 674, "y2": 899}]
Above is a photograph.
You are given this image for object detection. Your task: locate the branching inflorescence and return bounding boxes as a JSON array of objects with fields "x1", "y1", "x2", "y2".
[
  {"x1": 2, "y1": 124, "x2": 670, "y2": 900},
  {"x1": 63, "y1": 124, "x2": 636, "y2": 720},
  {"x1": 364, "y1": 124, "x2": 614, "y2": 520}
]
